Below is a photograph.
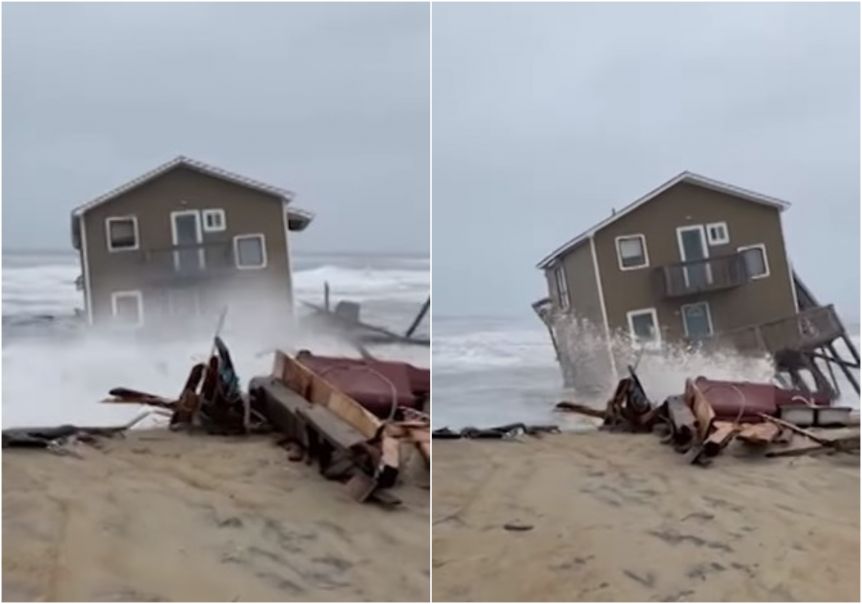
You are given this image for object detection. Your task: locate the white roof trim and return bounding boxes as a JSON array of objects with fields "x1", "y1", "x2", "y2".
[
  {"x1": 536, "y1": 171, "x2": 791, "y2": 269},
  {"x1": 71, "y1": 156, "x2": 311, "y2": 219}
]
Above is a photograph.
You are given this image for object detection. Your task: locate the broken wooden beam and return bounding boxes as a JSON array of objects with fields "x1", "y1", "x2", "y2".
[
  {"x1": 665, "y1": 395, "x2": 696, "y2": 449},
  {"x1": 554, "y1": 401, "x2": 606, "y2": 419}
]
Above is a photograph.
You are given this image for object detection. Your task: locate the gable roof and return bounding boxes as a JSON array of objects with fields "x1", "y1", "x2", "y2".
[
  {"x1": 70, "y1": 155, "x2": 314, "y2": 226},
  {"x1": 536, "y1": 171, "x2": 791, "y2": 269}
]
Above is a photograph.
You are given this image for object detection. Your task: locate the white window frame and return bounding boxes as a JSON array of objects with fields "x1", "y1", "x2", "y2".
[
  {"x1": 110, "y1": 290, "x2": 144, "y2": 327},
  {"x1": 105, "y1": 216, "x2": 140, "y2": 252},
  {"x1": 553, "y1": 264, "x2": 570, "y2": 311},
  {"x1": 233, "y1": 233, "x2": 267, "y2": 270},
  {"x1": 615, "y1": 234, "x2": 650, "y2": 271},
  {"x1": 681, "y1": 301, "x2": 714, "y2": 338},
  {"x1": 737, "y1": 243, "x2": 770, "y2": 280},
  {"x1": 202, "y1": 209, "x2": 226, "y2": 233},
  {"x1": 626, "y1": 307, "x2": 661, "y2": 348},
  {"x1": 706, "y1": 222, "x2": 730, "y2": 246}
]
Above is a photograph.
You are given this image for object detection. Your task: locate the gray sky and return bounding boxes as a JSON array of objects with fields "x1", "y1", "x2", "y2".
[
  {"x1": 433, "y1": 2, "x2": 860, "y2": 322},
  {"x1": 3, "y1": 2, "x2": 429, "y2": 255}
]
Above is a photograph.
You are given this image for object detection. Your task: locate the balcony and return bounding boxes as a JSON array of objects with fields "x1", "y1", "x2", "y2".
[
  {"x1": 707, "y1": 305, "x2": 846, "y2": 354},
  {"x1": 134, "y1": 241, "x2": 238, "y2": 285},
  {"x1": 656, "y1": 252, "x2": 750, "y2": 298}
]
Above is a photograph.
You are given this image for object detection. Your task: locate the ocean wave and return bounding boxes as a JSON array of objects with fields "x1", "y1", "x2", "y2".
[
  {"x1": 2, "y1": 260, "x2": 429, "y2": 318},
  {"x1": 432, "y1": 327, "x2": 558, "y2": 371},
  {"x1": 292, "y1": 264, "x2": 429, "y2": 303},
  {"x1": 3, "y1": 264, "x2": 83, "y2": 316}
]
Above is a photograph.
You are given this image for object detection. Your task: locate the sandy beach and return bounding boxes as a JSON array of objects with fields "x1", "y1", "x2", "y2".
[
  {"x1": 432, "y1": 431, "x2": 859, "y2": 602},
  {"x1": 3, "y1": 429, "x2": 429, "y2": 602}
]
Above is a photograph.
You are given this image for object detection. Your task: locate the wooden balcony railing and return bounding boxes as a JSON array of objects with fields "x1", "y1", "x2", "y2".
[
  {"x1": 706, "y1": 305, "x2": 845, "y2": 354},
  {"x1": 135, "y1": 242, "x2": 237, "y2": 284},
  {"x1": 656, "y1": 252, "x2": 750, "y2": 298}
]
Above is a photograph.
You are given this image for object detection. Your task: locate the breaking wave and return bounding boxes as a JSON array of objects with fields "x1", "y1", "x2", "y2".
[
  {"x1": 2, "y1": 255, "x2": 430, "y2": 320},
  {"x1": 292, "y1": 264, "x2": 430, "y2": 303},
  {"x1": 3, "y1": 263, "x2": 81, "y2": 317},
  {"x1": 2, "y1": 251, "x2": 429, "y2": 428},
  {"x1": 432, "y1": 314, "x2": 859, "y2": 430},
  {"x1": 432, "y1": 326, "x2": 557, "y2": 372}
]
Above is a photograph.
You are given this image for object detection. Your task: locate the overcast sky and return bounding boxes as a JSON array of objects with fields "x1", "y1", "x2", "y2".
[
  {"x1": 433, "y1": 2, "x2": 860, "y2": 322},
  {"x1": 3, "y1": 2, "x2": 429, "y2": 255}
]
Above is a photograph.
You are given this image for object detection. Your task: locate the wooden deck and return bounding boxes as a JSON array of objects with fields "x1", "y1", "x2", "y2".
[{"x1": 706, "y1": 305, "x2": 846, "y2": 354}]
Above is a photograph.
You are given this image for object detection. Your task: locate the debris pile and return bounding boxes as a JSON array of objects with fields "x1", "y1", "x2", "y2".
[
  {"x1": 1, "y1": 411, "x2": 166, "y2": 458},
  {"x1": 556, "y1": 365, "x2": 859, "y2": 466},
  {"x1": 105, "y1": 336, "x2": 255, "y2": 434},
  {"x1": 432, "y1": 423, "x2": 560, "y2": 440},
  {"x1": 5, "y1": 336, "x2": 429, "y2": 507},
  {"x1": 249, "y1": 350, "x2": 429, "y2": 505}
]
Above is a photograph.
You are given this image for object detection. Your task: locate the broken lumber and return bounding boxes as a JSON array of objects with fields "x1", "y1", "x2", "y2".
[
  {"x1": 554, "y1": 401, "x2": 606, "y2": 419},
  {"x1": 686, "y1": 379, "x2": 717, "y2": 442}
]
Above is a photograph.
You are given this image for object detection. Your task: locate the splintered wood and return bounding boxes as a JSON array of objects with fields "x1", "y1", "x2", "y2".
[{"x1": 253, "y1": 351, "x2": 430, "y2": 505}]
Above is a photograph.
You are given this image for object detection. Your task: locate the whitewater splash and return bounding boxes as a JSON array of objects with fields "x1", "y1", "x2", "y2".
[
  {"x1": 2, "y1": 251, "x2": 429, "y2": 428},
  {"x1": 432, "y1": 314, "x2": 860, "y2": 430}
]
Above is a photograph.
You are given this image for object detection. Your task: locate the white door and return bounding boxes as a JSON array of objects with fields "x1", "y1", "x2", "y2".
[
  {"x1": 171, "y1": 211, "x2": 205, "y2": 272},
  {"x1": 676, "y1": 225, "x2": 711, "y2": 288}
]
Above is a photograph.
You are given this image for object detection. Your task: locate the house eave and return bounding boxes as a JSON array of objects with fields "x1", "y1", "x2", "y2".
[
  {"x1": 536, "y1": 171, "x2": 792, "y2": 270},
  {"x1": 70, "y1": 155, "x2": 299, "y2": 218}
]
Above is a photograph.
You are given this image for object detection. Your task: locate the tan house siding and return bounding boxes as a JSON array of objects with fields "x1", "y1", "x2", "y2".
[
  {"x1": 546, "y1": 241, "x2": 604, "y2": 328},
  {"x1": 82, "y1": 166, "x2": 292, "y2": 325},
  {"x1": 592, "y1": 181, "x2": 796, "y2": 343}
]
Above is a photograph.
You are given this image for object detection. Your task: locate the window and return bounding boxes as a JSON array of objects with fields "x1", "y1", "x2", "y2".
[
  {"x1": 615, "y1": 234, "x2": 649, "y2": 270},
  {"x1": 706, "y1": 222, "x2": 730, "y2": 246},
  {"x1": 626, "y1": 307, "x2": 660, "y2": 347},
  {"x1": 168, "y1": 289, "x2": 200, "y2": 317},
  {"x1": 553, "y1": 265, "x2": 570, "y2": 311},
  {"x1": 202, "y1": 209, "x2": 226, "y2": 232},
  {"x1": 681, "y1": 302, "x2": 714, "y2": 339},
  {"x1": 738, "y1": 244, "x2": 769, "y2": 279},
  {"x1": 234, "y1": 234, "x2": 267, "y2": 269},
  {"x1": 106, "y1": 216, "x2": 139, "y2": 251},
  {"x1": 111, "y1": 290, "x2": 143, "y2": 327}
]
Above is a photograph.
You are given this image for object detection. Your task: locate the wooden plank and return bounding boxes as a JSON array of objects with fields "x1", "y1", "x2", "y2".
[
  {"x1": 277, "y1": 353, "x2": 381, "y2": 439},
  {"x1": 736, "y1": 422, "x2": 782, "y2": 445},
  {"x1": 766, "y1": 436, "x2": 860, "y2": 458},
  {"x1": 553, "y1": 401, "x2": 606, "y2": 419},
  {"x1": 759, "y1": 413, "x2": 834, "y2": 445},
  {"x1": 297, "y1": 405, "x2": 367, "y2": 451},
  {"x1": 666, "y1": 395, "x2": 696, "y2": 446},
  {"x1": 686, "y1": 380, "x2": 716, "y2": 442}
]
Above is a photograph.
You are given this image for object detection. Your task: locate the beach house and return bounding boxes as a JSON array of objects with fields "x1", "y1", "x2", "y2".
[
  {"x1": 534, "y1": 171, "x2": 857, "y2": 396},
  {"x1": 71, "y1": 156, "x2": 313, "y2": 331}
]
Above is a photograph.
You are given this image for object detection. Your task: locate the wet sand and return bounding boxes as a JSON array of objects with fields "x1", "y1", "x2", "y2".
[
  {"x1": 432, "y1": 431, "x2": 859, "y2": 602},
  {"x1": 3, "y1": 429, "x2": 429, "y2": 602}
]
